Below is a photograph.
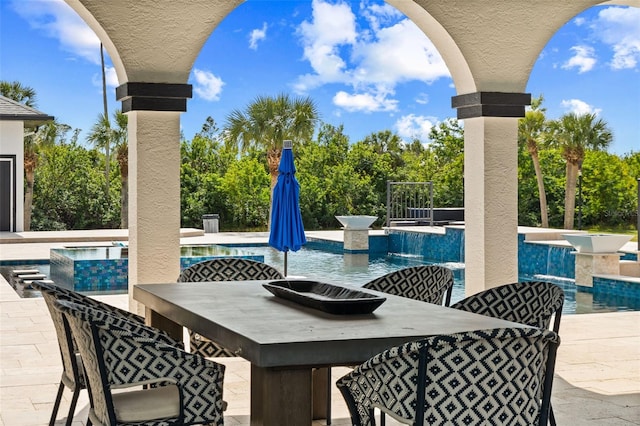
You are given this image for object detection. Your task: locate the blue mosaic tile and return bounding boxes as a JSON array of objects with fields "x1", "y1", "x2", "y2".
[
  {"x1": 305, "y1": 238, "x2": 343, "y2": 254},
  {"x1": 369, "y1": 235, "x2": 388, "y2": 254},
  {"x1": 519, "y1": 238, "x2": 576, "y2": 279},
  {"x1": 0, "y1": 259, "x2": 50, "y2": 266},
  {"x1": 387, "y1": 228, "x2": 464, "y2": 263},
  {"x1": 593, "y1": 276, "x2": 640, "y2": 299},
  {"x1": 50, "y1": 247, "x2": 266, "y2": 292}
]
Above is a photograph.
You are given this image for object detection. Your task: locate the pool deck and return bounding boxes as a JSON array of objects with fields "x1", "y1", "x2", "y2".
[{"x1": 1, "y1": 229, "x2": 639, "y2": 425}]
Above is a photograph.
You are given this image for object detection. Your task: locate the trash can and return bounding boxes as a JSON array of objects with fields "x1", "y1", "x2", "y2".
[{"x1": 202, "y1": 214, "x2": 219, "y2": 233}]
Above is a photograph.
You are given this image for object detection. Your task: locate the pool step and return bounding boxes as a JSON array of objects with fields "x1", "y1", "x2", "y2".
[
  {"x1": 13, "y1": 273, "x2": 48, "y2": 285},
  {"x1": 11, "y1": 269, "x2": 40, "y2": 275},
  {"x1": 21, "y1": 279, "x2": 54, "y2": 290},
  {"x1": 9, "y1": 269, "x2": 54, "y2": 295},
  {"x1": 9, "y1": 269, "x2": 40, "y2": 286}
]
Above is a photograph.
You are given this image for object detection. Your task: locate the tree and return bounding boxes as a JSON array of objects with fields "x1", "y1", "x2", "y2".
[
  {"x1": 427, "y1": 119, "x2": 465, "y2": 207},
  {"x1": 220, "y1": 157, "x2": 270, "y2": 229},
  {"x1": 296, "y1": 123, "x2": 352, "y2": 228},
  {"x1": 32, "y1": 142, "x2": 117, "y2": 230},
  {"x1": 518, "y1": 95, "x2": 550, "y2": 227},
  {"x1": 224, "y1": 94, "x2": 319, "y2": 226},
  {"x1": 180, "y1": 118, "x2": 230, "y2": 228},
  {"x1": 0, "y1": 81, "x2": 36, "y2": 107},
  {"x1": 100, "y1": 43, "x2": 112, "y2": 198},
  {"x1": 548, "y1": 113, "x2": 613, "y2": 229},
  {"x1": 26, "y1": 122, "x2": 75, "y2": 230},
  {"x1": 579, "y1": 151, "x2": 637, "y2": 227},
  {"x1": 112, "y1": 110, "x2": 128, "y2": 228},
  {"x1": 87, "y1": 110, "x2": 128, "y2": 228}
]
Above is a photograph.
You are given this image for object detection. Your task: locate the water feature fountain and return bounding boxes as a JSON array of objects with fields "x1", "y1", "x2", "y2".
[{"x1": 563, "y1": 233, "x2": 634, "y2": 288}]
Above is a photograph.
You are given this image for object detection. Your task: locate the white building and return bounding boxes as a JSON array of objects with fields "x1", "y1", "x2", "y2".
[{"x1": 0, "y1": 95, "x2": 54, "y2": 232}]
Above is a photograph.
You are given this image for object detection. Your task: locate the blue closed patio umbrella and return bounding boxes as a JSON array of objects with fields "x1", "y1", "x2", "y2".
[{"x1": 269, "y1": 140, "x2": 306, "y2": 276}]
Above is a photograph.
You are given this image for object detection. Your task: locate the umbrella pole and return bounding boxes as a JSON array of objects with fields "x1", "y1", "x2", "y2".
[{"x1": 284, "y1": 251, "x2": 288, "y2": 277}]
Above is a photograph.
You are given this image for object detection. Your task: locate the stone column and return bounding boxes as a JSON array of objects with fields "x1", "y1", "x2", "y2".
[
  {"x1": 574, "y1": 252, "x2": 623, "y2": 287},
  {"x1": 343, "y1": 229, "x2": 370, "y2": 253},
  {"x1": 343, "y1": 229, "x2": 370, "y2": 267},
  {"x1": 117, "y1": 83, "x2": 191, "y2": 315},
  {"x1": 452, "y1": 92, "x2": 530, "y2": 295}
]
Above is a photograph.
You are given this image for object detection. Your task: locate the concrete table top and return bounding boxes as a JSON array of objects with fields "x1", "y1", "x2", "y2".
[
  {"x1": 134, "y1": 281, "x2": 526, "y2": 368},
  {"x1": 134, "y1": 280, "x2": 530, "y2": 426}
]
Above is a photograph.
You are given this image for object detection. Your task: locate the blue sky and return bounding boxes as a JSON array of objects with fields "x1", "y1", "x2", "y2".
[{"x1": 1, "y1": 0, "x2": 639, "y2": 155}]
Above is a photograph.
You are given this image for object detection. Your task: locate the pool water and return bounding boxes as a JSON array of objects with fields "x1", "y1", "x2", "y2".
[
  {"x1": 52, "y1": 244, "x2": 250, "y2": 260},
  {"x1": 232, "y1": 246, "x2": 640, "y2": 315},
  {"x1": 3, "y1": 245, "x2": 639, "y2": 315}
]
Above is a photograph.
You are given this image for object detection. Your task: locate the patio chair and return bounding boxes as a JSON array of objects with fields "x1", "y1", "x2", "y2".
[
  {"x1": 325, "y1": 265, "x2": 455, "y2": 424},
  {"x1": 337, "y1": 327, "x2": 560, "y2": 426},
  {"x1": 32, "y1": 281, "x2": 182, "y2": 426},
  {"x1": 178, "y1": 257, "x2": 284, "y2": 357},
  {"x1": 450, "y1": 280, "x2": 564, "y2": 425},
  {"x1": 363, "y1": 265, "x2": 455, "y2": 306},
  {"x1": 327, "y1": 265, "x2": 453, "y2": 425},
  {"x1": 55, "y1": 299, "x2": 226, "y2": 426}
]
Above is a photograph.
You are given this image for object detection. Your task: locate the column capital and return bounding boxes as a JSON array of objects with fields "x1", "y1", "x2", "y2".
[
  {"x1": 116, "y1": 82, "x2": 192, "y2": 112},
  {"x1": 451, "y1": 92, "x2": 531, "y2": 119}
]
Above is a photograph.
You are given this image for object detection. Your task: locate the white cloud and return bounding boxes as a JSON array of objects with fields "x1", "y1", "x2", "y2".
[
  {"x1": 105, "y1": 66, "x2": 119, "y2": 87},
  {"x1": 294, "y1": 0, "x2": 449, "y2": 115},
  {"x1": 295, "y1": 0, "x2": 357, "y2": 91},
  {"x1": 593, "y1": 7, "x2": 640, "y2": 70},
  {"x1": 249, "y1": 22, "x2": 268, "y2": 50},
  {"x1": 91, "y1": 66, "x2": 119, "y2": 91},
  {"x1": 395, "y1": 114, "x2": 436, "y2": 141},
  {"x1": 560, "y1": 99, "x2": 602, "y2": 116},
  {"x1": 333, "y1": 90, "x2": 398, "y2": 113},
  {"x1": 415, "y1": 93, "x2": 429, "y2": 105},
  {"x1": 561, "y1": 45, "x2": 596, "y2": 73},
  {"x1": 11, "y1": 0, "x2": 101, "y2": 64},
  {"x1": 193, "y1": 69, "x2": 225, "y2": 101},
  {"x1": 573, "y1": 17, "x2": 586, "y2": 26},
  {"x1": 359, "y1": 0, "x2": 402, "y2": 33},
  {"x1": 352, "y1": 19, "x2": 449, "y2": 86}
]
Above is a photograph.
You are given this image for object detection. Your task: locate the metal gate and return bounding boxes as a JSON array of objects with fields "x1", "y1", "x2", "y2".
[{"x1": 386, "y1": 181, "x2": 433, "y2": 227}]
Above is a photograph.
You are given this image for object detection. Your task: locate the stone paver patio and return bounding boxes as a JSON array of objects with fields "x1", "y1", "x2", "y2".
[{"x1": 1, "y1": 230, "x2": 639, "y2": 425}]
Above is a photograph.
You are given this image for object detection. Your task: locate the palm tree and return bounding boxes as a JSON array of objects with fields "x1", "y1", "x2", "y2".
[
  {"x1": 112, "y1": 110, "x2": 129, "y2": 228},
  {"x1": 0, "y1": 81, "x2": 36, "y2": 107},
  {"x1": 24, "y1": 122, "x2": 66, "y2": 230},
  {"x1": 87, "y1": 112, "x2": 112, "y2": 161},
  {"x1": 87, "y1": 110, "x2": 128, "y2": 228},
  {"x1": 224, "y1": 93, "x2": 319, "y2": 225},
  {"x1": 100, "y1": 43, "x2": 112, "y2": 197},
  {"x1": 548, "y1": 113, "x2": 613, "y2": 229},
  {"x1": 518, "y1": 95, "x2": 549, "y2": 227}
]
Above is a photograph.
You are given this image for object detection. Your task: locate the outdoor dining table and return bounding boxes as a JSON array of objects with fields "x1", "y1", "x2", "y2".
[{"x1": 133, "y1": 281, "x2": 529, "y2": 426}]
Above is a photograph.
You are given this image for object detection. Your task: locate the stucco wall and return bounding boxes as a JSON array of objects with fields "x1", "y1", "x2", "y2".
[{"x1": 0, "y1": 121, "x2": 24, "y2": 232}]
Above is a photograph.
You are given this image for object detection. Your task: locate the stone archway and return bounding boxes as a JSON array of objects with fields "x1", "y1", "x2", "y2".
[{"x1": 62, "y1": 0, "x2": 636, "y2": 309}]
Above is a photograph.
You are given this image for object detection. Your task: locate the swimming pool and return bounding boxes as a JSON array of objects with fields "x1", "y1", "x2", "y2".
[
  {"x1": 3, "y1": 244, "x2": 638, "y2": 315},
  {"x1": 224, "y1": 245, "x2": 640, "y2": 315}
]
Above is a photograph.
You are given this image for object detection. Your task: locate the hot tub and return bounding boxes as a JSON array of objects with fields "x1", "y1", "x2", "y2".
[{"x1": 49, "y1": 244, "x2": 264, "y2": 292}]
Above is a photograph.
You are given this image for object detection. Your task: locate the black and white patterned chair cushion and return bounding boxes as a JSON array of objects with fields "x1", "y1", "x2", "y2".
[
  {"x1": 450, "y1": 281, "x2": 564, "y2": 332},
  {"x1": 450, "y1": 281, "x2": 565, "y2": 426},
  {"x1": 337, "y1": 327, "x2": 560, "y2": 426},
  {"x1": 33, "y1": 282, "x2": 88, "y2": 425},
  {"x1": 35, "y1": 281, "x2": 168, "y2": 425},
  {"x1": 178, "y1": 258, "x2": 284, "y2": 357},
  {"x1": 35, "y1": 280, "x2": 145, "y2": 324},
  {"x1": 56, "y1": 300, "x2": 226, "y2": 426},
  {"x1": 363, "y1": 265, "x2": 454, "y2": 306}
]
